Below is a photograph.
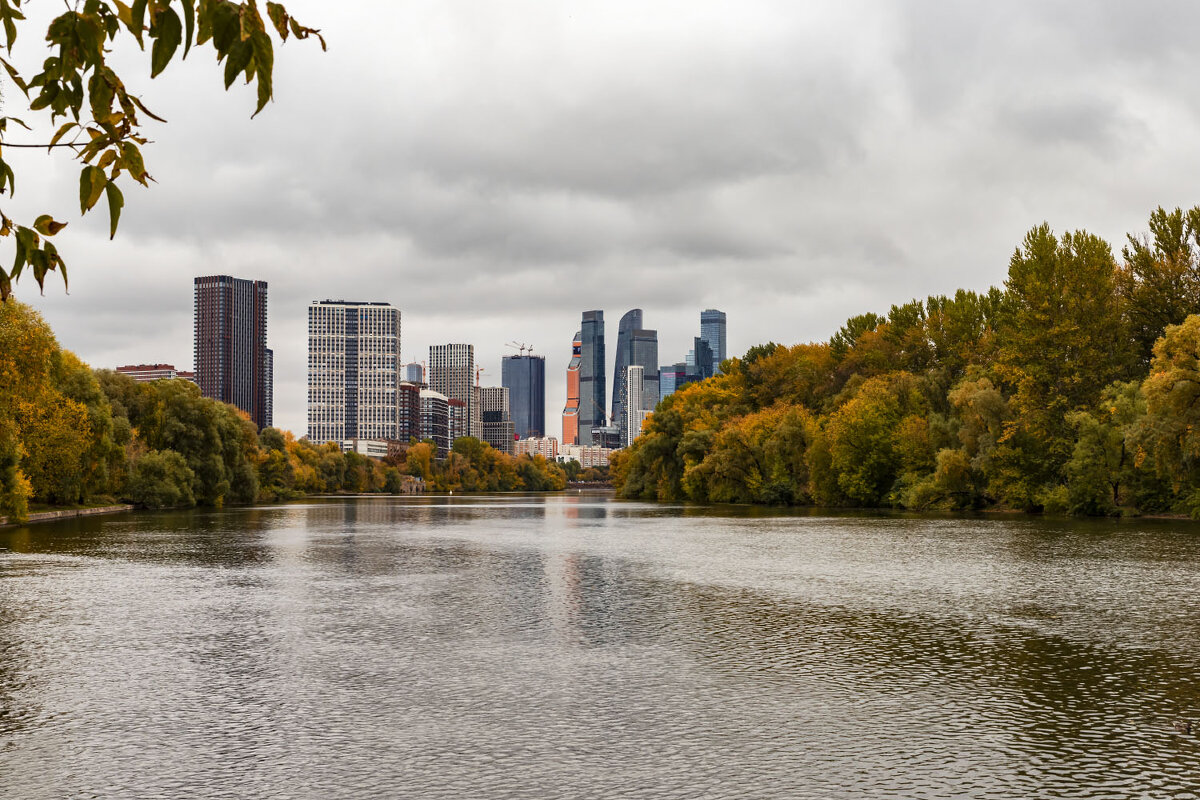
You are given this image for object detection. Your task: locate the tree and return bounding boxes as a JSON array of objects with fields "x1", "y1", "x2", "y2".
[
  {"x1": 0, "y1": 0, "x2": 322, "y2": 297},
  {"x1": 125, "y1": 448, "x2": 195, "y2": 508},
  {"x1": 1119, "y1": 206, "x2": 1200, "y2": 368}
]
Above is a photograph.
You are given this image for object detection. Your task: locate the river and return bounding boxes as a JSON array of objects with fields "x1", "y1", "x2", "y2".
[{"x1": 1, "y1": 495, "x2": 1199, "y2": 798}]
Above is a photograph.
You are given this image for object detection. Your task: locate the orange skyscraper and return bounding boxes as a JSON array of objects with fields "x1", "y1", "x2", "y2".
[{"x1": 562, "y1": 331, "x2": 582, "y2": 445}]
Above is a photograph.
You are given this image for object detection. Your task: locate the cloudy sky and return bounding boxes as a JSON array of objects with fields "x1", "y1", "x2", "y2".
[{"x1": 12, "y1": 0, "x2": 1200, "y2": 435}]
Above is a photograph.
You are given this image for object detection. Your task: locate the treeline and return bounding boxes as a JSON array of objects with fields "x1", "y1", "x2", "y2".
[
  {"x1": 615, "y1": 206, "x2": 1200, "y2": 517},
  {"x1": 0, "y1": 301, "x2": 565, "y2": 521}
]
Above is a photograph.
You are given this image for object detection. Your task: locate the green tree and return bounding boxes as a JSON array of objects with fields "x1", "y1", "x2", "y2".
[
  {"x1": 125, "y1": 449, "x2": 195, "y2": 509},
  {"x1": 992, "y1": 224, "x2": 1132, "y2": 502},
  {"x1": 1119, "y1": 206, "x2": 1200, "y2": 368}
]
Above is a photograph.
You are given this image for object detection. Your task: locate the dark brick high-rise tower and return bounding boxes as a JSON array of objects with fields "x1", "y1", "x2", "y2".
[{"x1": 194, "y1": 275, "x2": 271, "y2": 429}]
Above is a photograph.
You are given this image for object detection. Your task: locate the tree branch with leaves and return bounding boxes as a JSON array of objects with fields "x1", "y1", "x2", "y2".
[{"x1": 0, "y1": 0, "x2": 323, "y2": 298}]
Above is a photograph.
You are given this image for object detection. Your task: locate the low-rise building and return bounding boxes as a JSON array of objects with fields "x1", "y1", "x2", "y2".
[
  {"x1": 560, "y1": 444, "x2": 615, "y2": 468},
  {"x1": 514, "y1": 436, "x2": 558, "y2": 459},
  {"x1": 115, "y1": 363, "x2": 196, "y2": 383}
]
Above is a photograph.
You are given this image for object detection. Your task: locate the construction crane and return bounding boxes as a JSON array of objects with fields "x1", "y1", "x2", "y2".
[
  {"x1": 505, "y1": 341, "x2": 535, "y2": 356},
  {"x1": 475, "y1": 366, "x2": 486, "y2": 387}
]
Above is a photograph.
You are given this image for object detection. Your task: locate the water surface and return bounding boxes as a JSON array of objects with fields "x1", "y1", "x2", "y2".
[{"x1": 2, "y1": 495, "x2": 1199, "y2": 798}]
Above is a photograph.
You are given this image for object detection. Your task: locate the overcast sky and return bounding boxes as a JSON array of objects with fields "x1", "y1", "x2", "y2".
[{"x1": 12, "y1": 0, "x2": 1200, "y2": 435}]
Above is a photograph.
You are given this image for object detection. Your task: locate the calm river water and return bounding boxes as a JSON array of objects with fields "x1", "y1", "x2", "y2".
[{"x1": 1, "y1": 495, "x2": 1199, "y2": 799}]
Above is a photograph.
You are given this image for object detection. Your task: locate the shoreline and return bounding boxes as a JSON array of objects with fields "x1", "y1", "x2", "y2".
[{"x1": 1, "y1": 504, "x2": 135, "y2": 528}]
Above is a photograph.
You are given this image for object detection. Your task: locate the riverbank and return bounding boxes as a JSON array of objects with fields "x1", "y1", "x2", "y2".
[{"x1": 0, "y1": 504, "x2": 134, "y2": 528}]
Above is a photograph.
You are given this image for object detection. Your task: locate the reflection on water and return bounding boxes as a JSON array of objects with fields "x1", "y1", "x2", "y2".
[{"x1": 2, "y1": 496, "x2": 1199, "y2": 799}]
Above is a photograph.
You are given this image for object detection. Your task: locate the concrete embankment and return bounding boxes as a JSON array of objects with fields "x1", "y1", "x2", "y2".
[{"x1": 1, "y1": 504, "x2": 134, "y2": 528}]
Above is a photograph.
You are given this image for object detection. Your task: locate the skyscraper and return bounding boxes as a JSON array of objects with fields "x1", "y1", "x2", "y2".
[
  {"x1": 404, "y1": 362, "x2": 424, "y2": 385},
  {"x1": 624, "y1": 365, "x2": 644, "y2": 447},
  {"x1": 306, "y1": 300, "x2": 402, "y2": 444},
  {"x1": 502, "y1": 354, "x2": 546, "y2": 439},
  {"x1": 693, "y1": 337, "x2": 714, "y2": 380},
  {"x1": 614, "y1": 323, "x2": 659, "y2": 444},
  {"x1": 611, "y1": 309, "x2": 643, "y2": 432},
  {"x1": 562, "y1": 331, "x2": 581, "y2": 446},
  {"x1": 481, "y1": 386, "x2": 514, "y2": 454},
  {"x1": 700, "y1": 308, "x2": 727, "y2": 375},
  {"x1": 193, "y1": 275, "x2": 271, "y2": 429},
  {"x1": 578, "y1": 310, "x2": 606, "y2": 446},
  {"x1": 429, "y1": 344, "x2": 478, "y2": 442}
]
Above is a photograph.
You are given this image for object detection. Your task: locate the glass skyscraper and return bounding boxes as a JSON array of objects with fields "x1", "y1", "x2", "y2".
[
  {"x1": 611, "y1": 309, "x2": 642, "y2": 438},
  {"x1": 502, "y1": 354, "x2": 546, "y2": 439},
  {"x1": 578, "y1": 310, "x2": 606, "y2": 446},
  {"x1": 700, "y1": 309, "x2": 727, "y2": 376}
]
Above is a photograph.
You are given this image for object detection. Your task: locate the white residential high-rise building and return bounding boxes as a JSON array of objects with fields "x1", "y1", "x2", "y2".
[
  {"x1": 307, "y1": 300, "x2": 403, "y2": 444},
  {"x1": 429, "y1": 344, "x2": 480, "y2": 441},
  {"x1": 625, "y1": 365, "x2": 644, "y2": 448}
]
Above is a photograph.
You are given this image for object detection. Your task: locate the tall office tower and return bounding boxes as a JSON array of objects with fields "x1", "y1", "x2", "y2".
[
  {"x1": 194, "y1": 275, "x2": 270, "y2": 429},
  {"x1": 562, "y1": 332, "x2": 581, "y2": 445},
  {"x1": 579, "y1": 310, "x2": 606, "y2": 447},
  {"x1": 615, "y1": 324, "x2": 660, "y2": 444},
  {"x1": 429, "y1": 344, "x2": 477, "y2": 442},
  {"x1": 624, "y1": 365, "x2": 644, "y2": 447},
  {"x1": 404, "y1": 362, "x2": 425, "y2": 385},
  {"x1": 481, "y1": 386, "x2": 514, "y2": 454},
  {"x1": 306, "y1": 300, "x2": 402, "y2": 443},
  {"x1": 693, "y1": 337, "x2": 714, "y2": 380},
  {"x1": 611, "y1": 309, "x2": 643, "y2": 431},
  {"x1": 419, "y1": 389, "x2": 450, "y2": 457},
  {"x1": 502, "y1": 354, "x2": 546, "y2": 439},
  {"x1": 700, "y1": 309, "x2": 727, "y2": 375}
]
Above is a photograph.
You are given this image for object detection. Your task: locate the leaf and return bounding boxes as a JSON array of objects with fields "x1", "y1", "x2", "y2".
[
  {"x1": 181, "y1": 0, "x2": 195, "y2": 57},
  {"x1": 129, "y1": 94, "x2": 167, "y2": 123},
  {"x1": 79, "y1": 165, "x2": 107, "y2": 212},
  {"x1": 150, "y1": 7, "x2": 182, "y2": 78},
  {"x1": 130, "y1": 0, "x2": 147, "y2": 45},
  {"x1": 48, "y1": 121, "x2": 77, "y2": 152},
  {"x1": 0, "y1": 158, "x2": 15, "y2": 196},
  {"x1": 112, "y1": 0, "x2": 133, "y2": 28},
  {"x1": 33, "y1": 215, "x2": 67, "y2": 236},
  {"x1": 266, "y1": 2, "x2": 289, "y2": 40},
  {"x1": 0, "y1": 56, "x2": 27, "y2": 95},
  {"x1": 251, "y1": 30, "x2": 273, "y2": 117},
  {"x1": 223, "y1": 39, "x2": 252, "y2": 90},
  {"x1": 240, "y1": 2, "x2": 263, "y2": 42},
  {"x1": 104, "y1": 181, "x2": 123, "y2": 239},
  {"x1": 12, "y1": 225, "x2": 35, "y2": 277},
  {"x1": 97, "y1": 149, "x2": 117, "y2": 170},
  {"x1": 289, "y1": 20, "x2": 326, "y2": 52},
  {"x1": 120, "y1": 141, "x2": 149, "y2": 185}
]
